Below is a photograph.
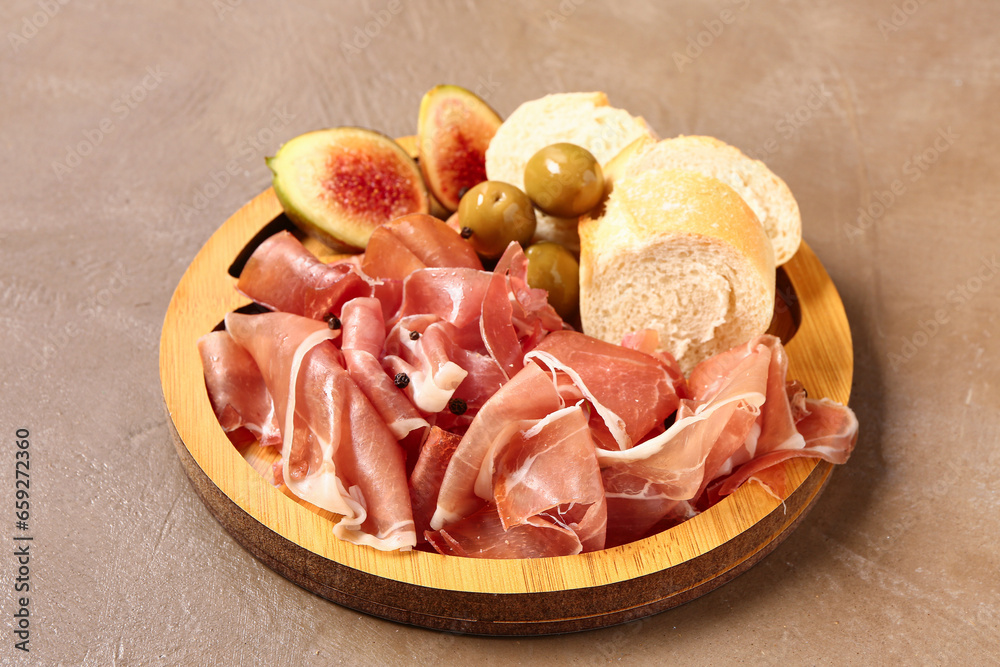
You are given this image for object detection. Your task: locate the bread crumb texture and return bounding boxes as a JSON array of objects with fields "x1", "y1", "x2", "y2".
[{"x1": 580, "y1": 169, "x2": 775, "y2": 373}]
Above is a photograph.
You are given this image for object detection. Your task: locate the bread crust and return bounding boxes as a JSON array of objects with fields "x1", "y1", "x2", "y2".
[
  {"x1": 610, "y1": 135, "x2": 801, "y2": 265},
  {"x1": 580, "y1": 169, "x2": 776, "y2": 372}
]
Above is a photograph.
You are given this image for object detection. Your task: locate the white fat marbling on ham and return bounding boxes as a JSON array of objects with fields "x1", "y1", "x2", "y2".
[
  {"x1": 197, "y1": 330, "x2": 282, "y2": 448},
  {"x1": 382, "y1": 316, "x2": 469, "y2": 414},
  {"x1": 236, "y1": 231, "x2": 372, "y2": 320},
  {"x1": 430, "y1": 362, "x2": 563, "y2": 530},
  {"x1": 341, "y1": 298, "x2": 428, "y2": 439},
  {"x1": 525, "y1": 330, "x2": 681, "y2": 451},
  {"x1": 425, "y1": 504, "x2": 583, "y2": 558},
  {"x1": 225, "y1": 311, "x2": 416, "y2": 551},
  {"x1": 487, "y1": 405, "x2": 606, "y2": 550},
  {"x1": 595, "y1": 342, "x2": 770, "y2": 501}
]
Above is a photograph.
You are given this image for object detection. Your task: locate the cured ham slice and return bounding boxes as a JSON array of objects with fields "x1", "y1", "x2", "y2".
[
  {"x1": 595, "y1": 342, "x2": 770, "y2": 500},
  {"x1": 409, "y1": 427, "x2": 462, "y2": 538},
  {"x1": 430, "y1": 404, "x2": 607, "y2": 555},
  {"x1": 226, "y1": 311, "x2": 416, "y2": 550},
  {"x1": 198, "y1": 330, "x2": 281, "y2": 448},
  {"x1": 382, "y1": 316, "x2": 470, "y2": 414},
  {"x1": 340, "y1": 298, "x2": 428, "y2": 440},
  {"x1": 602, "y1": 467, "x2": 694, "y2": 548},
  {"x1": 425, "y1": 504, "x2": 583, "y2": 558},
  {"x1": 708, "y1": 397, "x2": 858, "y2": 502},
  {"x1": 430, "y1": 362, "x2": 563, "y2": 530},
  {"x1": 620, "y1": 328, "x2": 688, "y2": 398},
  {"x1": 207, "y1": 226, "x2": 860, "y2": 556},
  {"x1": 393, "y1": 267, "x2": 490, "y2": 342},
  {"x1": 383, "y1": 314, "x2": 507, "y2": 424},
  {"x1": 490, "y1": 406, "x2": 605, "y2": 549},
  {"x1": 237, "y1": 231, "x2": 372, "y2": 320},
  {"x1": 688, "y1": 335, "x2": 858, "y2": 504},
  {"x1": 361, "y1": 213, "x2": 483, "y2": 281},
  {"x1": 480, "y1": 243, "x2": 564, "y2": 379},
  {"x1": 526, "y1": 330, "x2": 681, "y2": 450}
]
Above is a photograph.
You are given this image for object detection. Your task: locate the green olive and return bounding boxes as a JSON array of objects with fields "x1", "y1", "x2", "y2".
[
  {"x1": 457, "y1": 181, "x2": 537, "y2": 258},
  {"x1": 523, "y1": 143, "x2": 605, "y2": 218},
  {"x1": 525, "y1": 242, "x2": 580, "y2": 319}
]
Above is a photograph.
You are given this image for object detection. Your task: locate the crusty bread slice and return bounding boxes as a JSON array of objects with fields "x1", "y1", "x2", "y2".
[
  {"x1": 579, "y1": 169, "x2": 775, "y2": 373},
  {"x1": 484, "y1": 92, "x2": 657, "y2": 251},
  {"x1": 614, "y1": 135, "x2": 801, "y2": 265}
]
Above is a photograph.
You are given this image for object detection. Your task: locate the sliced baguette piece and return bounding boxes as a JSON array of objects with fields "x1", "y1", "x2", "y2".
[
  {"x1": 484, "y1": 92, "x2": 657, "y2": 251},
  {"x1": 579, "y1": 168, "x2": 775, "y2": 374},
  {"x1": 614, "y1": 135, "x2": 802, "y2": 265}
]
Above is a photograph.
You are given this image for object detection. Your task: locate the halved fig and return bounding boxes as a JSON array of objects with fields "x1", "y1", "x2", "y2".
[
  {"x1": 417, "y1": 85, "x2": 502, "y2": 213},
  {"x1": 267, "y1": 127, "x2": 430, "y2": 250}
]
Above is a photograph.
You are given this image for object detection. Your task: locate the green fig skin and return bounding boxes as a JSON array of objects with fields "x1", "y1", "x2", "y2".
[{"x1": 268, "y1": 127, "x2": 429, "y2": 251}]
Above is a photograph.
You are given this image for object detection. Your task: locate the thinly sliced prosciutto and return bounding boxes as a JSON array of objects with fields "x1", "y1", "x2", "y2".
[
  {"x1": 381, "y1": 316, "x2": 471, "y2": 414},
  {"x1": 602, "y1": 467, "x2": 694, "y2": 549},
  {"x1": 707, "y1": 397, "x2": 858, "y2": 502},
  {"x1": 226, "y1": 311, "x2": 416, "y2": 550},
  {"x1": 425, "y1": 504, "x2": 583, "y2": 558},
  {"x1": 480, "y1": 243, "x2": 564, "y2": 379},
  {"x1": 525, "y1": 330, "x2": 681, "y2": 450},
  {"x1": 594, "y1": 342, "x2": 771, "y2": 499},
  {"x1": 408, "y1": 426, "x2": 462, "y2": 538},
  {"x1": 197, "y1": 330, "x2": 281, "y2": 448},
  {"x1": 362, "y1": 213, "x2": 483, "y2": 281},
  {"x1": 237, "y1": 231, "x2": 372, "y2": 320},
  {"x1": 430, "y1": 362, "x2": 563, "y2": 530},
  {"x1": 383, "y1": 314, "x2": 507, "y2": 423},
  {"x1": 694, "y1": 335, "x2": 858, "y2": 504},
  {"x1": 340, "y1": 297, "x2": 428, "y2": 440},
  {"x1": 490, "y1": 407, "x2": 594, "y2": 524}
]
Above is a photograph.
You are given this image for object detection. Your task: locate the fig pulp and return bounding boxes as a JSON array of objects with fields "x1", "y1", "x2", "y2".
[
  {"x1": 267, "y1": 127, "x2": 429, "y2": 250},
  {"x1": 417, "y1": 85, "x2": 502, "y2": 213}
]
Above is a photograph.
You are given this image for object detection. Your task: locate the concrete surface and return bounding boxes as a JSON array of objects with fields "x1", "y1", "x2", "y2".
[{"x1": 2, "y1": 0, "x2": 998, "y2": 664}]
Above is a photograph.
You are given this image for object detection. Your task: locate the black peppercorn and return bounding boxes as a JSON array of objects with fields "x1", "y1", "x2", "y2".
[
  {"x1": 448, "y1": 398, "x2": 467, "y2": 415},
  {"x1": 394, "y1": 373, "x2": 410, "y2": 389},
  {"x1": 408, "y1": 330, "x2": 420, "y2": 341}
]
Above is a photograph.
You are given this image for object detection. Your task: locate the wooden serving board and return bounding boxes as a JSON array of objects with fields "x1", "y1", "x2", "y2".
[{"x1": 160, "y1": 185, "x2": 853, "y2": 636}]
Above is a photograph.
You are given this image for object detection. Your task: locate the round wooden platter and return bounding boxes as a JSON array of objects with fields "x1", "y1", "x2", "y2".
[{"x1": 160, "y1": 184, "x2": 853, "y2": 636}]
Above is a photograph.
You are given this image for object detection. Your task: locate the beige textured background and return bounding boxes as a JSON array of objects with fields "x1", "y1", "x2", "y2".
[{"x1": 3, "y1": 0, "x2": 998, "y2": 664}]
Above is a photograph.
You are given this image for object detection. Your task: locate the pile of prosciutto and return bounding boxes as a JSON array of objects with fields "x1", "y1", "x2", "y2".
[{"x1": 198, "y1": 215, "x2": 857, "y2": 557}]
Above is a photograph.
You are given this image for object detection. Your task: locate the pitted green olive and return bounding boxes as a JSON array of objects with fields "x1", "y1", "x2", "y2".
[
  {"x1": 525, "y1": 241, "x2": 580, "y2": 319},
  {"x1": 523, "y1": 143, "x2": 604, "y2": 218},
  {"x1": 457, "y1": 181, "x2": 537, "y2": 258}
]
